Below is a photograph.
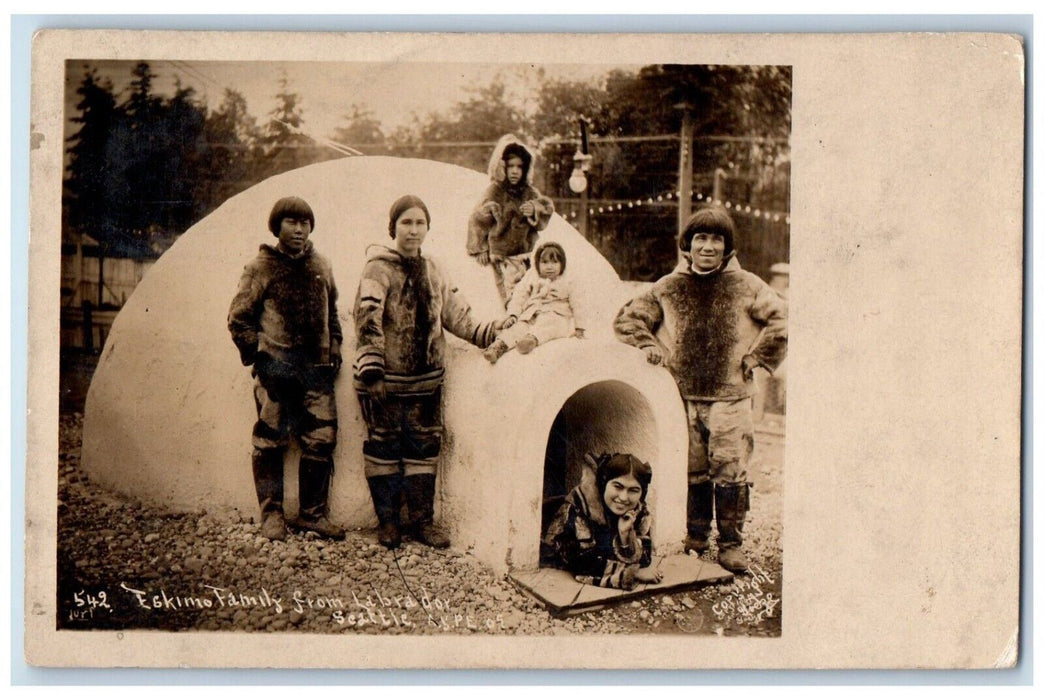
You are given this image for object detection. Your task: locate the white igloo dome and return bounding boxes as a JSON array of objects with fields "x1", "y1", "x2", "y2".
[{"x1": 81, "y1": 156, "x2": 688, "y2": 573}]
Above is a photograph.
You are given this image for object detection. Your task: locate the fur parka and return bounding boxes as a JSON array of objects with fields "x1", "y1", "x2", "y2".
[
  {"x1": 466, "y1": 135, "x2": 554, "y2": 258},
  {"x1": 353, "y1": 245, "x2": 498, "y2": 383},
  {"x1": 614, "y1": 255, "x2": 788, "y2": 401},
  {"x1": 228, "y1": 241, "x2": 342, "y2": 369},
  {"x1": 541, "y1": 459, "x2": 654, "y2": 590}
]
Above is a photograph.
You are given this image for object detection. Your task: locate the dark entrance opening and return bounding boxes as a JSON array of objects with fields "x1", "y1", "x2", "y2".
[{"x1": 539, "y1": 380, "x2": 659, "y2": 562}]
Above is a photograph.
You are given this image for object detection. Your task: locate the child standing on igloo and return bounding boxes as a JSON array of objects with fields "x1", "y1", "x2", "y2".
[{"x1": 466, "y1": 134, "x2": 555, "y2": 305}]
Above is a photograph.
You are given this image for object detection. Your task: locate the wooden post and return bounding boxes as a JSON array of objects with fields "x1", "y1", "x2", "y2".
[
  {"x1": 676, "y1": 102, "x2": 694, "y2": 236},
  {"x1": 82, "y1": 299, "x2": 94, "y2": 352},
  {"x1": 713, "y1": 167, "x2": 727, "y2": 204},
  {"x1": 577, "y1": 188, "x2": 589, "y2": 238},
  {"x1": 97, "y1": 249, "x2": 105, "y2": 307},
  {"x1": 575, "y1": 118, "x2": 592, "y2": 238}
]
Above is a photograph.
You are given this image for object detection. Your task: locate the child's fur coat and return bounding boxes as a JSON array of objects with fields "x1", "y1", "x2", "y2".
[{"x1": 466, "y1": 135, "x2": 554, "y2": 259}]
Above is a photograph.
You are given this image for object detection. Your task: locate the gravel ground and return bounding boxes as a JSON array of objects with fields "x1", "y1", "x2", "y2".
[{"x1": 57, "y1": 412, "x2": 782, "y2": 636}]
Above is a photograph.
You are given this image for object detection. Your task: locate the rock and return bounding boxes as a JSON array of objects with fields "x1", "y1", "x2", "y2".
[
  {"x1": 184, "y1": 557, "x2": 204, "y2": 574},
  {"x1": 144, "y1": 533, "x2": 160, "y2": 544},
  {"x1": 662, "y1": 595, "x2": 675, "y2": 607},
  {"x1": 489, "y1": 586, "x2": 512, "y2": 602},
  {"x1": 289, "y1": 610, "x2": 304, "y2": 626},
  {"x1": 501, "y1": 610, "x2": 524, "y2": 631},
  {"x1": 681, "y1": 596, "x2": 696, "y2": 609}
]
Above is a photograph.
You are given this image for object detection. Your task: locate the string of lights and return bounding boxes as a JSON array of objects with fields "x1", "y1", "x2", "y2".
[{"x1": 553, "y1": 188, "x2": 791, "y2": 224}]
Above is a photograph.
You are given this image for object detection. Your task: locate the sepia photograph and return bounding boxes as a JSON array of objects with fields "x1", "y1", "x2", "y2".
[
  {"x1": 26, "y1": 30, "x2": 1023, "y2": 670},
  {"x1": 55, "y1": 55, "x2": 790, "y2": 637}
]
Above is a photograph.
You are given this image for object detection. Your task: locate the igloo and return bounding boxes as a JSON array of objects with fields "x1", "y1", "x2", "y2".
[{"x1": 81, "y1": 156, "x2": 689, "y2": 574}]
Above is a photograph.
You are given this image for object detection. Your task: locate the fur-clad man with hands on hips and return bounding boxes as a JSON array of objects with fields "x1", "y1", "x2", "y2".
[
  {"x1": 228, "y1": 196, "x2": 345, "y2": 542},
  {"x1": 614, "y1": 206, "x2": 787, "y2": 573}
]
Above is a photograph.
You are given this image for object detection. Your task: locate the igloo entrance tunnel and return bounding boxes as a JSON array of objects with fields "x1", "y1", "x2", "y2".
[{"x1": 81, "y1": 156, "x2": 689, "y2": 574}]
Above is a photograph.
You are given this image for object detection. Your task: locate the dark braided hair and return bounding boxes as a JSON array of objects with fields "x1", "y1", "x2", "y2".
[{"x1": 388, "y1": 195, "x2": 434, "y2": 372}]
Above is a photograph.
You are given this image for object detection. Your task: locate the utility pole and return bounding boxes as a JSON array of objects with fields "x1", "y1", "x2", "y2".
[
  {"x1": 569, "y1": 118, "x2": 593, "y2": 237},
  {"x1": 713, "y1": 167, "x2": 728, "y2": 204},
  {"x1": 675, "y1": 101, "x2": 695, "y2": 236}
]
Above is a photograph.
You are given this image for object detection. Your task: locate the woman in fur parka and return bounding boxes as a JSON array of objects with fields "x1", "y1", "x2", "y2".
[
  {"x1": 542, "y1": 453, "x2": 664, "y2": 590},
  {"x1": 354, "y1": 195, "x2": 504, "y2": 550},
  {"x1": 466, "y1": 134, "x2": 555, "y2": 304}
]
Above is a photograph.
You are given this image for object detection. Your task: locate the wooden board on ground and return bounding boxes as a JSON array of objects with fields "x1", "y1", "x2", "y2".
[{"x1": 509, "y1": 554, "x2": 734, "y2": 617}]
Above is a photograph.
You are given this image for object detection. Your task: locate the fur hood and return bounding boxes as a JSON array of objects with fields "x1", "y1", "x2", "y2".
[
  {"x1": 363, "y1": 243, "x2": 410, "y2": 265},
  {"x1": 487, "y1": 134, "x2": 537, "y2": 186},
  {"x1": 258, "y1": 239, "x2": 316, "y2": 261},
  {"x1": 570, "y1": 458, "x2": 610, "y2": 527}
]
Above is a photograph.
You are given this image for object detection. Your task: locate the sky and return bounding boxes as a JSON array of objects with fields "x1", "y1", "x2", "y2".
[{"x1": 64, "y1": 60, "x2": 636, "y2": 148}]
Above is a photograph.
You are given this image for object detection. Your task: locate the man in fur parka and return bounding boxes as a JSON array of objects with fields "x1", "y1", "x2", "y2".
[
  {"x1": 614, "y1": 206, "x2": 788, "y2": 573},
  {"x1": 228, "y1": 196, "x2": 345, "y2": 542},
  {"x1": 466, "y1": 134, "x2": 555, "y2": 304},
  {"x1": 355, "y1": 195, "x2": 503, "y2": 550}
]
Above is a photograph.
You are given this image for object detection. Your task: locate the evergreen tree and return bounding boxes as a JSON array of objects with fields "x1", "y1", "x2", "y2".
[
  {"x1": 112, "y1": 61, "x2": 167, "y2": 243},
  {"x1": 257, "y1": 75, "x2": 332, "y2": 180},
  {"x1": 162, "y1": 80, "x2": 209, "y2": 234},
  {"x1": 197, "y1": 88, "x2": 263, "y2": 214},
  {"x1": 331, "y1": 104, "x2": 386, "y2": 153},
  {"x1": 64, "y1": 68, "x2": 120, "y2": 241}
]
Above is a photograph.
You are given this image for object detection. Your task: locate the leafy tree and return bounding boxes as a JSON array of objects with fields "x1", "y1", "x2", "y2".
[
  {"x1": 418, "y1": 79, "x2": 525, "y2": 142},
  {"x1": 531, "y1": 77, "x2": 609, "y2": 139}
]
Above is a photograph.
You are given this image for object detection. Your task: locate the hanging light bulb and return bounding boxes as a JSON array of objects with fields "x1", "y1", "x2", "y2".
[
  {"x1": 568, "y1": 165, "x2": 588, "y2": 194},
  {"x1": 569, "y1": 147, "x2": 592, "y2": 193}
]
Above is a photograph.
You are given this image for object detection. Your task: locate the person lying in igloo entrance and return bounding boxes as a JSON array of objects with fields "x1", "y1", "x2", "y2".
[
  {"x1": 541, "y1": 453, "x2": 664, "y2": 590},
  {"x1": 483, "y1": 241, "x2": 586, "y2": 364}
]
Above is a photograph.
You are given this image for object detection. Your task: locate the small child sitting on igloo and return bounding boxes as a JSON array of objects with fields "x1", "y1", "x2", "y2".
[{"x1": 483, "y1": 241, "x2": 585, "y2": 364}]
